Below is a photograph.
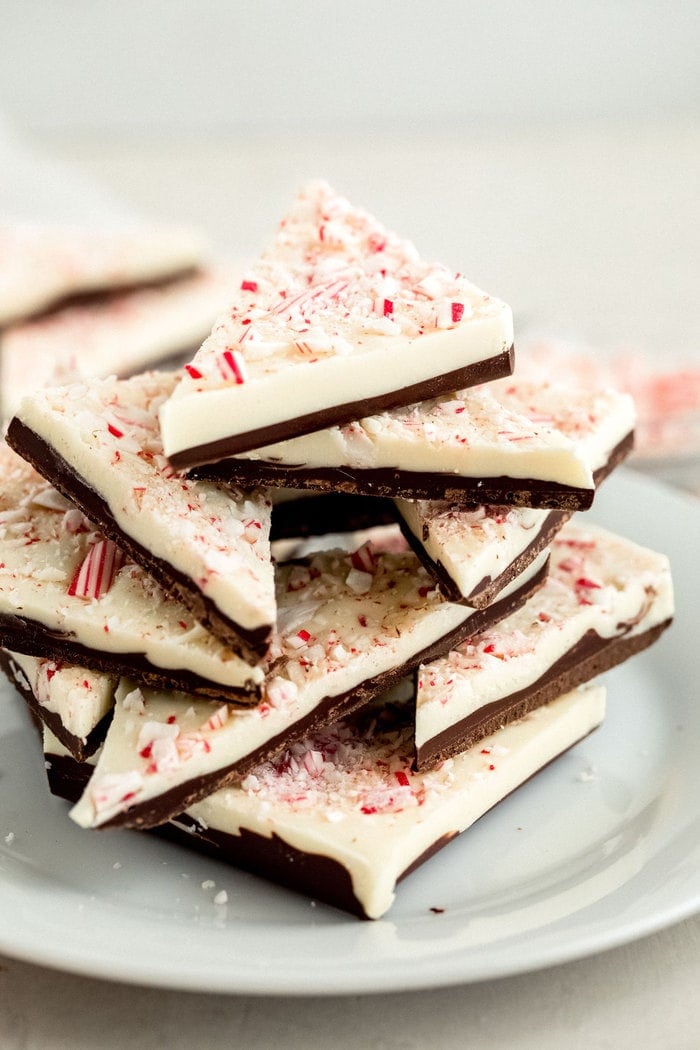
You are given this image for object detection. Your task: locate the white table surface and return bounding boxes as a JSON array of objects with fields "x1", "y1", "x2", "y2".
[{"x1": 1, "y1": 120, "x2": 698, "y2": 1047}]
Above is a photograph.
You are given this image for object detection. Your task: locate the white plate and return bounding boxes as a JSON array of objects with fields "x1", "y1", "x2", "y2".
[{"x1": 0, "y1": 469, "x2": 698, "y2": 995}]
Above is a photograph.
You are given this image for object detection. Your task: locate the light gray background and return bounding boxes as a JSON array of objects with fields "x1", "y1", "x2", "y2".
[{"x1": 1, "y1": 1, "x2": 698, "y2": 133}]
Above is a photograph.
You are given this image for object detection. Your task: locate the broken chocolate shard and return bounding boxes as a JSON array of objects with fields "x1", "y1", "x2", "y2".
[
  {"x1": 0, "y1": 442, "x2": 265, "y2": 700},
  {"x1": 7, "y1": 371, "x2": 276, "y2": 661},
  {"x1": 414, "y1": 520, "x2": 674, "y2": 768},
  {"x1": 160, "y1": 181, "x2": 515, "y2": 467}
]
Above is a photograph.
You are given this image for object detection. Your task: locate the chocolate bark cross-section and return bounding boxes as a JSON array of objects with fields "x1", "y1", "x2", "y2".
[
  {"x1": 414, "y1": 521, "x2": 674, "y2": 769},
  {"x1": 0, "y1": 221, "x2": 207, "y2": 328},
  {"x1": 7, "y1": 371, "x2": 276, "y2": 661},
  {"x1": 0, "y1": 442, "x2": 264, "y2": 701},
  {"x1": 43, "y1": 685, "x2": 607, "y2": 920},
  {"x1": 159, "y1": 180, "x2": 515, "y2": 468},
  {"x1": 191, "y1": 374, "x2": 635, "y2": 511},
  {"x1": 394, "y1": 502, "x2": 572, "y2": 606},
  {"x1": 0, "y1": 649, "x2": 115, "y2": 762},
  {"x1": 0, "y1": 265, "x2": 239, "y2": 419},
  {"x1": 68, "y1": 547, "x2": 549, "y2": 831}
]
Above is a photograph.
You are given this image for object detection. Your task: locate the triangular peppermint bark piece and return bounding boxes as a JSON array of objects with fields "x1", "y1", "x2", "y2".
[
  {"x1": 395, "y1": 501, "x2": 571, "y2": 606},
  {"x1": 0, "y1": 264, "x2": 240, "y2": 418},
  {"x1": 159, "y1": 181, "x2": 514, "y2": 468},
  {"x1": 0, "y1": 443, "x2": 263, "y2": 699},
  {"x1": 180, "y1": 684, "x2": 606, "y2": 918},
  {"x1": 69, "y1": 544, "x2": 549, "y2": 830},
  {"x1": 42, "y1": 684, "x2": 608, "y2": 919},
  {"x1": 415, "y1": 521, "x2": 674, "y2": 769},
  {"x1": 0, "y1": 649, "x2": 115, "y2": 761},
  {"x1": 7, "y1": 372, "x2": 275, "y2": 659},
  {"x1": 0, "y1": 221, "x2": 206, "y2": 327},
  {"x1": 192, "y1": 374, "x2": 635, "y2": 510}
]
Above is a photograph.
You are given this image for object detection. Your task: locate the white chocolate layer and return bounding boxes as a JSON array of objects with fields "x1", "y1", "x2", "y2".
[
  {"x1": 13, "y1": 372, "x2": 276, "y2": 637},
  {"x1": 159, "y1": 181, "x2": 513, "y2": 460},
  {"x1": 8, "y1": 650, "x2": 115, "y2": 746},
  {"x1": 186, "y1": 685, "x2": 607, "y2": 918},
  {"x1": 0, "y1": 444, "x2": 262, "y2": 690},
  {"x1": 415, "y1": 522, "x2": 673, "y2": 750},
  {"x1": 234, "y1": 375, "x2": 635, "y2": 491},
  {"x1": 396, "y1": 500, "x2": 563, "y2": 603},
  {"x1": 0, "y1": 222, "x2": 207, "y2": 327},
  {"x1": 69, "y1": 548, "x2": 547, "y2": 829},
  {"x1": 0, "y1": 265, "x2": 239, "y2": 418}
]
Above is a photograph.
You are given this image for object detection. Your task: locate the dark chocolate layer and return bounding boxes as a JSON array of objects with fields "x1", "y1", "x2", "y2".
[
  {"x1": 0, "y1": 612, "x2": 261, "y2": 704},
  {"x1": 0, "y1": 266, "x2": 201, "y2": 331},
  {"x1": 168, "y1": 346, "x2": 515, "y2": 469},
  {"x1": 415, "y1": 617, "x2": 672, "y2": 769},
  {"x1": 98, "y1": 558, "x2": 549, "y2": 831},
  {"x1": 271, "y1": 493, "x2": 396, "y2": 541},
  {"x1": 45, "y1": 752, "x2": 94, "y2": 804},
  {"x1": 0, "y1": 650, "x2": 114, "y2": 762},
  {"x1": 5, "y1": 417, "x2": 272, "y2": 661},
  {"x1": 191, "y1": 432, "x2": 634, "y2": 512},
  {"x1": 397, "y1": 507, "x2": 571, "y2": 607}
]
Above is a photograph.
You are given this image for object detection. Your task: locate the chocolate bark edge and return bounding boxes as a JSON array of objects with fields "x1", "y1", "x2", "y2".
[
  {"x1": 0, "y1": 649, "x2": 114, "y2": 762},
  {"x1": 397, "y1": 508, "x2": 572, "y2": 607},
  {"x1": 5, "y1": 417, "x2": 272, "y2": 661},
  {"x1": 0, "y1": 266, "x2": 202, "y2": 331},
  {"x1": 190, "y1": 432, "x2": 635, "y2": 512},
  {"x1": 93, "y1": 558, "x2": 549, "y2": 831},
  {"x1": 167, "y1": 345, "x2": 515, "y2": 469},
  {"x1": 415, "y1": 618, "x2": 672, "y2": 770},
  {"x1": 0, "y1": 613, "x2": 261, "y2": 705}
]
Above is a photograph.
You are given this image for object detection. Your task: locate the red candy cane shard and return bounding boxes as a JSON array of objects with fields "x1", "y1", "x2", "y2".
[
  {"x1": 220, "y1": 348, "x2": 247, "y2": 384},
  {"x1": 184, "y1": 363, "x2": 203, "y2": 380},
  {"x1": 68, "y1": 539, "x2": 124, "y2": 599},
  {"x1": 350, "y1": 542, "x2": 377, "y2": 574}
]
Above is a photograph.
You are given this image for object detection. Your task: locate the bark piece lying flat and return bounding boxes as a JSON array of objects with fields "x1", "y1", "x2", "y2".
[
  {"x1": 1, "y1": 649, "x2": 115, "y2": 761},
  {"x1": 44, "y1": 685, "x2": 607, "y2": 919},
  {"x1": 0, "y1": 221, "x2": 206, "y2": 327},
  {"x1": 68, "y1": 548, "x2": 548, "y2": 831},
  {"x1": 7, "y1": 371, "x2": 275, "y2": 659},
  {"x1": 0, "y1": 265, "x2": 239, "y2": 418},
  {"x1": 193, "y1": 374, "x2": 635, "y2": 510},
  {"x1": 0, "y1": 443, "x2": 263, "y2": 699},
  {"x1": 160, "y1": 180, "x2": 514, "y2": 467},
  {"x1": 415, "y1": 521, "x2": 674, "y2": 768}
]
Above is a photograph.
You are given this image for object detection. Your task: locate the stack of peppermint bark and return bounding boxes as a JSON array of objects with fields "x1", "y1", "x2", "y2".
[{"x1": 0, "y1": 182, "x2": 674, "y2": 920}]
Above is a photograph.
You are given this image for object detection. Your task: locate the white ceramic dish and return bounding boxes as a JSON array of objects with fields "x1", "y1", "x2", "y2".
[{"x1": 0, "y1": 469, "x2": 697, "y2": 995}]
